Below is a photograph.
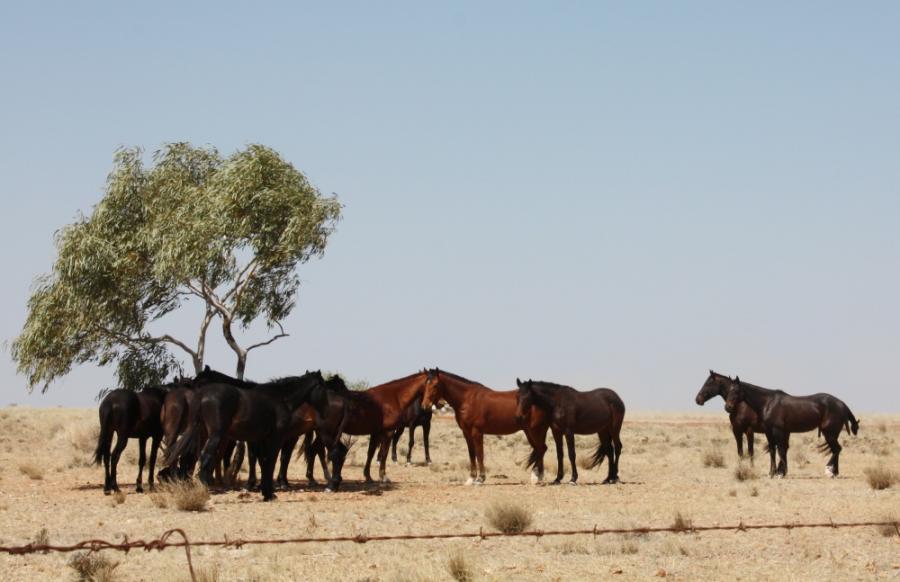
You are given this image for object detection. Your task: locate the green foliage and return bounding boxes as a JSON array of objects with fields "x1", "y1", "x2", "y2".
[{"x1": 12, "y1": 143, "x2": 341, "y2": 392}]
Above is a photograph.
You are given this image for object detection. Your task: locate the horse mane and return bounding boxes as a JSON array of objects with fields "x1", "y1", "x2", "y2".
[
  {"x1": 372, "y1": 371, "x2": 423, "y2": 389},
  {"x1": 528, "y1": 380, "x2": 574, "y2": 392},
  {"x1": 436, "y1": 369, "x2": 487, "y2": 388}
]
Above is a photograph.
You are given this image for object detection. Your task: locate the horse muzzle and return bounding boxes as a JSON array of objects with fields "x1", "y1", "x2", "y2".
[{"x1": 695, "y1": 395, "x2": 705, "y2": 406}]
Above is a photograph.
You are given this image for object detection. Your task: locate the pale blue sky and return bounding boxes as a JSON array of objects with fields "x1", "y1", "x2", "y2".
[{"x1": 1, "y1": 2, "x2": 898, "y2": 411}]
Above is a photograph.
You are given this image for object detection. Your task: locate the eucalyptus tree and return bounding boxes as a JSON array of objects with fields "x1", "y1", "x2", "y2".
[{"x1": 12, "y1": 143, "x2": 341, "y2": 392}]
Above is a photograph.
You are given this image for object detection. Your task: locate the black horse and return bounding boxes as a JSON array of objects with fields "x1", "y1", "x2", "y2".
[
  {"x1": 696, "y1": 371, "x2": 765, "y2": 460},
  {"x1": 515, "y1": 379, "x2": 625, "y2": 484},
  {"x1": 390, "y1": 396, "x2": 433, "y2": 465},
  {"x1": 162, "y1": 370, "x2": 326, "y2": 500},
  {"x1": 191, "y1": 367, "x2": 330, "y2": 490},
  {"x1": 93, "y1": 378, "x2": 188, "y2": 494},
  {"x1": 716, "y1": 374, "x2": 859, "y2": 478}
]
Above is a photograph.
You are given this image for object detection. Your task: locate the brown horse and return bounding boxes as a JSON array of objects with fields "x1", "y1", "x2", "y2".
[
  {"x1": 718, "y1": 373, "x2": 859, "y2": 478},
  {"x1": 695, "y1": 370, "x2": 764, "y2": 460},
  {"x1": 421, "y1": 368, "x2": 561, "y2": 485},
  {"x1": 309, "y1": 371, "x2": 430, "y2": 491},
  {"x1": 515, "y1": 379, "x2": 625, "y2": 484},
  {"x1": 94, "y1": 381, "x2": 184, "y2": 494}
]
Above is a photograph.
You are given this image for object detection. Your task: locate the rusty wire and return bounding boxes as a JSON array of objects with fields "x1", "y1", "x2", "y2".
[{"x1": 2, "y1": 520, "x2": 897, "y2": 582}]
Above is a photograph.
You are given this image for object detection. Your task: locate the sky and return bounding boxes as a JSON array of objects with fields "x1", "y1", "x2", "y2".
[{"x1": 1, "y1": 2, "x2": 898, "y2": 411}]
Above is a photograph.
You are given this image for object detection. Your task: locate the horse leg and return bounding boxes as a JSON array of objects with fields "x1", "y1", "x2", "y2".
[
  {"x1": 277, "y1": 435, "x2": 299, "y2": 490},
  {"x1": 566, "y1": 432, "x2": 578, "y2": 485},
  {"x1": 147, "y1": 436, "x2": 160, "y2": 491},
  {"x1": 109, "y1": 432, "x2": 128, "y2": 493},
  {"x1": 245, "y1": 448, "x2": 259, "y2": 491},
  {"x1": 824, "y1": 430, "x2": 842, "y2": 477},
  {"x1": 102, "y1": 440, "x2": 112, "y2": 493},
  {"x1": 363, "y1": 436, "x2": 378, "y2": 483},
  {"x1": 553, "y1": 429, "x2": 564, "y2": 484},
  {"x1": 472, "y1": 430, "x2": 486, "y2": 484},
  {"x1": 765, "y1": 432, "x2": 777, "y2": 477},
  {"x1": 422, "y1": 418, "x2": 432, "y2": 464},
  {"x1": 326, "y1": 442, "x2": 347, "y2": 492},
  {"x1": 378, "y1": 433, "x2": 392, "y2": 483},
  {"x1": 463, "y1": 433, "x2": 477, "y2": 485},
  {"x1": 774, "y1": 432, "x2": 789, "y2": 478},
  {"x1": 135, "y1": 436, "x2": 147, "y2": 493},
  {"x1": 733, "y1": 425, "x2": 744, "y2": 459},
  {"x1": 391, "y1": 427, "x2": 402, "y2": 463},
  {"x1": 317, "y1": 437, "x2": 332, "y2": 484},
  {"x1": 611, "y1": 432, "x2": 623, "y2": 482},
  {"x1": 746, "y1": 429, "x2": 755, "y2": 464},
  {"x1": 198, "y1": 433, "x2": 223, "y2": 486},
  {"x1": 405, "y1": 424, "x2": 416, "y2": 466}
]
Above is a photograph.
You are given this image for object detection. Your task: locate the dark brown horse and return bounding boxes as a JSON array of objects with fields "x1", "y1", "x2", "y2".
[
  {"x1": 161, "y1": 371, "x2": 325, "y2": 500},
  {"x1": 695, "y1": 370, "x2": 764, "y2": 460},
  {"x1": 308, "y1": 371, "x2": 430, "y2": 491},
  {"x1": 94, "y1": 381, "x2": 184, "y2": 494},
  {"x1": 717, "y1": 373, "x2": 859, "y2": 478},
  {"x1": 390, "y1": 396, "x2": 433, "y2": 465},
  {"x1": 515, "y1": 379, "x2": 625, "y2": 485},
  {"x1": 189, "y1": 368, "x2": 330, "y2": 490},
  {"x1": 421, "y1": 368, "x2": 561, "y2": 485}
]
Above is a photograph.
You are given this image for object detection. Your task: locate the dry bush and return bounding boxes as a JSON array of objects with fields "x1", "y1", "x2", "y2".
[
  {"x1": 750, "y1": 486, "x2": 759, "y2": 497},
  {"x1": 792, "y1": 449, "x2": 809, "y2": 467},
  {"x1": 485, "y1": 501, "x2": 533, "y2": 533},
  {"x1": 19, "y1": 462, "x2": 44, "y2": 480},
  {"x1": 557, "y1": 540, "x2": 591, "y2": 555},
  {"x1": 109, "y1": 490, "x2": 126, "y2": 506},
  {"x1": 701, "y1": 449, "x2": 725, "y2": 468},
  {"x1": 863, "y1": 466, "x2": 897, "y2": 490},
  {"x1": 67, "y1": 424, "x2": 100, "y2": 454},
  {"x1": 734, "y1": 462, "x2": 757, "y2": 482},
  {"x1": 149, "y1": 480, "x2": 210, "y2": 511},
  {"x1": 877, "y1": 518, "x2": 899, "y2": 538},
  {"x1": 68, "y1": 551, "x2": 120, "y2": 582},
  {"x1": 33, "y1": 527, "x2": 50, "y2": 548},
  {"x1": 193, "y1": 562, "x2": 220, "y2": 582},
  {"x1": 446, "y1": 547, "x2": 474, "y2": 582},
  {"x1": 620, "y1": 541, "x2": 639, "y2": 554},
  {"x1": 672, "y1": 512, "x2": 692, "y2": 532},
  {"x1": 577, "y1": 456, "x2": 594, "y2": 470}
]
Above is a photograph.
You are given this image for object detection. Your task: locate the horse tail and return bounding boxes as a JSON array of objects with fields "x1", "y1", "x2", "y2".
[
  {"x1": 93, "y1": 402, "x2": 113, "y2": 466},
  {"x1": 525, "y1": 446, "x2": 542, "y2": 471},
  {"x1": 162, "y1": 396, "x2": 201, "y2": 468},
  {"x1": 609, "y1": 391, "x2": 626, "y2": 454},
  {"x1": 589, "y1": 439, "x2": 608, "y2": 469},
  {"x1": 299, "y1": 431, "x2": 315, "y2": 463},
  {"x1": 844, "y1": 405, "x2": 859, "y2": 436}
]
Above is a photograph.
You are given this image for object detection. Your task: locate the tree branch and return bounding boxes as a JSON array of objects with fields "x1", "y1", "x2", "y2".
[
  {"x1": 246, "y1": 321, "x2": 289, "y2": 352},
  {"x1": 94, "y1": 325, "x2": 198, "y2": 360}
]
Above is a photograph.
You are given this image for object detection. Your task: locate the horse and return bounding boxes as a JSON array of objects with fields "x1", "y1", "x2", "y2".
[
  {"x1": 306, "y1": 371, "x2": 430, "y2": 491},
  {"x1": 157, "y1": 374, "x2": 238, "y2": 484},
  {"x1": 190, "y1": 367, "x2": 330, "y2": 490},
  {"x1": 695, "y1": 370, "x2": 765, "y2": 460},
  {"x1": 420, "y1": 368, "x2": 561, "y2": 485},
  {"x1": 93, "y1": 380, "x2": 184, "y2": 494},
  {"x1": 161, "y1": 371, "x2": 325, "y2": 500},
  {"x1": 390, "y1": 396, "x2": 433, "y2": 465},
  {"x1": 717, "y1": 373, "x2": 859, "y2": 478},
  {"x1": 515, "y1": 379, "x2": 625, "y2": 485}
]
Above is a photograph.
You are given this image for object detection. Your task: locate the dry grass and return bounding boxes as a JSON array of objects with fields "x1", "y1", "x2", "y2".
[
  {"x1": 485, "y1": 500, "x2": 533, "y2": 533},
  {"x1": 734, "y1": 462, "x2": 757, "y2": 481},
  {"x1": 68, "y1": 551, "x2": 120, "y2": 582},
  {"x1": 192, "y1": 562, "x2": 220, "y2": 582},
  {"x1": 109, "y1": 490, "x2": 126, "y2": 506},
  {"x1": 701, "y1": 449, "x2": 725, "y2": 468},
  {"x1": 1, "y1": 408, "x2": 899, "y2": 581},
  {"x1": 446, "y1": 547, "x2": 474, "y2": 582},
  {"x1": 863, "y1": 466, "x2": 897, "y2": 490},
  {"x1": 148, "y1": 479, "x2": 210, "y2": 511},
  {"x1": 18, "y1": 462, "x2": 44, "y2": 480},
  {"x1": 672, "y1": 511, "x2": 692, "y2": 532},
  {"x1": 32, "y1": 527, "x2": 49, "y2": 548}
]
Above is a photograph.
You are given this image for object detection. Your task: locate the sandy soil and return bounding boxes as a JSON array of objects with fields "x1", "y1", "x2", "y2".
[{"x1": 0, "y1": 406, "x2": 897, "y2": 581}]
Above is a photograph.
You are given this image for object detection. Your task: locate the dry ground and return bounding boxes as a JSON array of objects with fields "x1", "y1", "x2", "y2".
[{"x1": 0, "y1": 406, "x2": 898, "y2": 581}]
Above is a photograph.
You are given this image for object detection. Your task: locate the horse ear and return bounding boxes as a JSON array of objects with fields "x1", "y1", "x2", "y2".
[
  {"x1": 734, "y1": 376, "x2": 740, "y2": 384},
  {"x1": 709, "y1": 369, "x2": 714, "y2": 376},
  {"x1": 204, "y1": 364, "x2": 210, "y2": 371},
  {"x1": 516, "y1": 378, "x2": 523, "y2": 387}
]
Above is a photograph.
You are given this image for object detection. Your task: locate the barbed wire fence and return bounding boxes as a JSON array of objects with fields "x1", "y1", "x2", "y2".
[{"x1": 2, "y1": 520, "x2": 897, "y2": 582}]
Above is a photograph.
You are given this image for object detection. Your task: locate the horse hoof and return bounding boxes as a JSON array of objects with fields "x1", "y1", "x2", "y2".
[
  {"x1": 405, "y1": 462, "x2": 412, "y2": 467},
  {"x1": 567, "y1": 480, "x2": 577, "y2": 486},
  {"x1": 103, "y1": 489, "x2": 111, "y2": 496},
  {"x1": 464, "y1": 477, "x2": 475, "y2": 486},
  {"x1": 135, "y1": 486, "x2": 143, "y2": 494},
  {"x1": 550, "y1": 479, "x2": 561, "y2": 486},
  {"x1": 530, "y1": 471, "x2": 540, "y2": 485},
  {"x1": 381, "y1": 476, "x2": 392, "y2": 484}
]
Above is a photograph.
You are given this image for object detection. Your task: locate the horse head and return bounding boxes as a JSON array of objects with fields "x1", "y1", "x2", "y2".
[
  {"x1": 723, "y1": 376, "x2": 742, "y2": 413},
  {"x1": 515, "y1": 378, "x2": 535, "y2": 422},
  {"x1": 422, "y1": 368, "x2": 443, "y2": 409},
  {"x1": 696, "y1": 370, "x2": 731, "y2": 406}
]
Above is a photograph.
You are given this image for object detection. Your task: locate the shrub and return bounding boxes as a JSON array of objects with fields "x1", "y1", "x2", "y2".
[
  {"x1": 701, "y1": 449, "x2": 725, "y2": 468},
  {"x1": 446, "y1": 547, "x2": 474, "y2": 582},
  {"x1": 68, "y1": 551, "x2": 120, "y2": 582},
  {"x1": 19, "y1": 462, "x2": 44, "y2": 480},
  {"x1": 33, "y1": 527, "x2": 50, "y2": 548},
  {"x1": 485, "y1": 501, "x2": 532, "y2": 534},
  {"x1": 109, "y1": 490, "x2": 126, "y2": 506},
  {"x1": 734, "y1": 462, "x2": 757, "y2": 482},
  {"x1": 149, "y1": 480, "x2": 210, "y2": 511},
  {"x1": 863, "y1": 467, "x2": 896, "y2": 490},
  {"x1": 672, "y1": 512, "x2": 692, "y2": 532},
  {"x1": 877, "y1": 518, "x2": 898, "y2": 538}
]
